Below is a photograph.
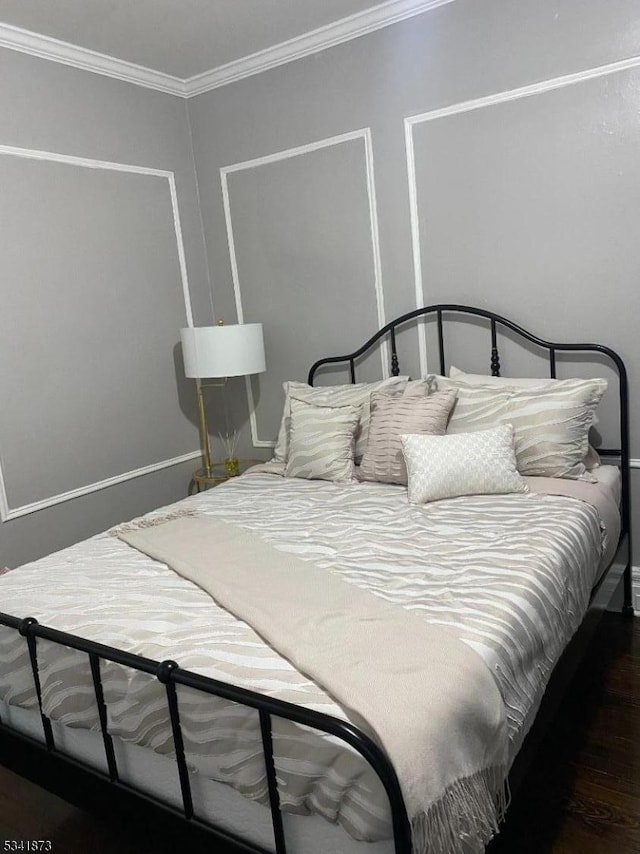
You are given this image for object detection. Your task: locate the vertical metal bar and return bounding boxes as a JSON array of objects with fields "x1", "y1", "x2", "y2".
[
  {"x1": 617, "y1": 363, "x2": 634, "y2": 616},
  {"x1": 349, "y1": 359, "x2": 356, "y2": 384},
  {"x1": 389, "y1": 328, "x2": 400, "y2": 376},
  {"x1": 18, "y1": 618, "x2": 54, "y2": 752},
  {"x1": 157, "y1": 660, "x2": 194, "y2": 820},
  {"x1": 259, "y1": 710, "x2": 287, "y2": 854},
  {"x1": 89, "y1": 653, "x2": 119, "y2": 782},
  {"x1": 437, "y1": 310, "x2": 445, "y2": 375},
  {"x1": 490, "y1": 319, "x2": 501, "y2": 376},
  {"x1": 623, "y1": 549, "x2": 634, "y2": 614},
  {"x1": 549, "y1": 347, "x2": 557, "y2": 378}
]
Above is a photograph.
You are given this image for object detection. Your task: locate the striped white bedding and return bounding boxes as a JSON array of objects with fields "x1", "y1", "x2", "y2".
[{"x1": 0, "y1": 470, "x2": 618, "y2": 847}]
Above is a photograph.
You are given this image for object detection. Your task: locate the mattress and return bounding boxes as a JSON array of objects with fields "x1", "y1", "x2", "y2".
[{"x1": 0, "y1": 469, "x2": 620, "y2": 851}]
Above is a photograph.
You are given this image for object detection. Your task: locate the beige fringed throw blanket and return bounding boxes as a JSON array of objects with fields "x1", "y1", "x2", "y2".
[{"x1": 120, "y1": 515, "x2": 509, "y2": 854}]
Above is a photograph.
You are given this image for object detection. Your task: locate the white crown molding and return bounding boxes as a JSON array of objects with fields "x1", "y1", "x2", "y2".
[
  {"x1": 220, "y1": 128, "x2": 388, "y2": 449},
  {"x1": 0, "y1": 22, "x2": 187, "y2": 96},
  {"x1": 0, "y1": 1, "x2": 455, "y2": 98},
  {"x1": 184, "y1": 0, "x2": 455, "y2": 96},
  {"x1": 0, "y1": 143, "x2": 196, "y2": 521},
  {"x1": 403, "y1": 51, "x2": 640, "y2": 376}
]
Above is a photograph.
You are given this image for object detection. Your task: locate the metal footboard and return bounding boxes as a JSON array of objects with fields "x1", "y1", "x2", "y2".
[{"x1": 0, "y1": 611, "x2": 412, "y2": 854}]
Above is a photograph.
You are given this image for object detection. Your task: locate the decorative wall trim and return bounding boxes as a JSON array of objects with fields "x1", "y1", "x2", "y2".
[
  {"x1": 0, "y1": 452, "x2": 202, "y2": 522},
  {"x1": 220, "y1": 128, "x2": 388, "y2": 449},
  {"x1": 0, "y1": 22, "x2": 187, "y2": 96},
  {"x1": 0, "y1": 1, "x2": 456, "y2": 98},
  {"x1": 0, "y1": 457, "x2": 10, "y2": 526},
  {"x1": 0, "y1": 144, "x2": 196, "y2": 521},
  {"x1": 404, "y1": 52, "x2": 640, "y2": 375},
  {"x1": 184, "y1": 0, "x2": 456, "y2": 97}
]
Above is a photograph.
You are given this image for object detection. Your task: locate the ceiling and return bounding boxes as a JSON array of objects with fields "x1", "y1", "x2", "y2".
[{"x1": 0, "y1": 0, "x2": 401, "y2": 80}]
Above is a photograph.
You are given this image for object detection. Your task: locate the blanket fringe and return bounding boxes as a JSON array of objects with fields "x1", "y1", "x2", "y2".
[
  {"x1": 108, "y1": 508, "x2": 197, "y2": 538},
  {"x1": 411, "y1": 765, "x2": 509, "y2": 854}
]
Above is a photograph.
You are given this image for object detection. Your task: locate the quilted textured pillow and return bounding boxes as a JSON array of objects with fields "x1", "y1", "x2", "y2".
[
  {"x1": 272, "y1": 377, "x2": 408, "y2": 465},
  {"x1": 401, "y1": 425, "x2": 528, "y2": 503},
  {"x1": 434, "y1": 377, "x2": 607, "y2": 480},
  {"x1": 359, "y1": 389, "x2": 457, "y2": 485},
  {"x1": 284, "y1": 397, "x2": 361, "y2": 482}
]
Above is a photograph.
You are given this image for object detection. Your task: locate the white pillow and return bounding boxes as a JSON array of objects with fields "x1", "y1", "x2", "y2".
[
  {"x1": 284, "y1": 398, "x2": 361, "y2": 482},
  {"x1": 272, "y1": 376, "x2": 408, "y2": 464},
  {"x1": 401, "y1": 425, "x2": 528, "y2": 504}
]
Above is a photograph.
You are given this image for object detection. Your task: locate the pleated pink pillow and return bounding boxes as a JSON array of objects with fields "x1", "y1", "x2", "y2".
[{"x1": 358, "y1": 389, "x2": 457, "y2": 485}]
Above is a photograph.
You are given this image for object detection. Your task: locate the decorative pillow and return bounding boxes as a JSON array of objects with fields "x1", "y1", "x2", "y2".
[
  {"x1": 434, "y1": 377, "x2": 607, "y2": 480},
  {"x1": 449, "y1": 365, "x2": 561, "y2": 388},
  {"x1": 401, "y1": 425, "x2": 528, "y2": 504},
  {"x1": 447, "y1": 366, "x2": 602, "y2": 469},
  {"x1": 272, "y1": 376, "x2": 408, "y2": 464},
  {"x1": 403, "y1": 378, "x2": 434, "y2": 396},
  {"x1": 359, "y1": 389, "x2": 457, "y2": 485},
  {"x1": 284, "y1": 398, "x2": 361, "y2": 482}
]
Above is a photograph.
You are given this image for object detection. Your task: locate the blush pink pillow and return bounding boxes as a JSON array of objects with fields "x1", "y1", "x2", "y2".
[{"x1": 358, "y1": 389, "x2": 457, "y2": 485}]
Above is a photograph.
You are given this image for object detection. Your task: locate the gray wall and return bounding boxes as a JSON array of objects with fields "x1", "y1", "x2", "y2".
[
  {"x1": 0, "y1": 48, "x2": 212, "y2": 567},
  {"x1": 187, "y1": 0, "x2": 640, "y2": 591}
]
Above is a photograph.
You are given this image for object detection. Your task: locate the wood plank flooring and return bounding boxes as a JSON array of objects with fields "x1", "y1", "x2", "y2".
[{"x1": 1, "y1": 612, "x2": 638, "y2": 853}]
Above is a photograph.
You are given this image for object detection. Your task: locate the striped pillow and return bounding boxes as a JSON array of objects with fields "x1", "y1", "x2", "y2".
[
  {"x1": 447, "y1": 366, "x2": 602, "y2": 469},
  {"x1": 272, "y1": 377, "x2": 408, "y2": 465},
  {"x1": 284, "y1": 398, "x2": 361, "y2": 482},
  {"x1": 448, "y1": 366, "x2": 563, "y2": 388},
  {"x1": 359, "y1": 389, "x2": 457, "y2": 485},
  {"x1": 401, "y1": 425, "x2": 528, "y2": 503},
  {"x1": 435, "y1": 377, "x2": 607, "y2": 480}
]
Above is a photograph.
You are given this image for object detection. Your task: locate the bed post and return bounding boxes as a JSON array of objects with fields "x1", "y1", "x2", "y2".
[
  {"x1": 621, "y1": 473, "x2": 634, "y2": 617},
  {"x1": 623, "y1": 565, "x2": 634, "y2": 616},
  {"x1": 490, "y1": 320, "x2": 500, "y2": 376},
  {"x1": 616, "y1": 347, "x2": 634, "y2": 617}
]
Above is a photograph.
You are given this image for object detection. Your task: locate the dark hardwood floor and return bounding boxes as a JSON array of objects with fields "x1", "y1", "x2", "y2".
[{"x1": 1, "y1": 612, "x2": 638, "y2": 853}]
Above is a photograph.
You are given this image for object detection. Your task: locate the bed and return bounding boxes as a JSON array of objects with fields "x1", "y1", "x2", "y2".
[{"x1": 0, "y1": 304, "x2": 633, "y2": 854}]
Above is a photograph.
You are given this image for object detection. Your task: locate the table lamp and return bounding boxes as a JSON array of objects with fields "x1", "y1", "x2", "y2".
[{"x1": 180, "y1": 321, "x2": 266, "y2": 477}]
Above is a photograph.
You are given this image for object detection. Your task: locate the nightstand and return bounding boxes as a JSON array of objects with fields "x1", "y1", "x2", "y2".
[{"x1": 188, "y1": 460, "x2": 263, "y2": 495}]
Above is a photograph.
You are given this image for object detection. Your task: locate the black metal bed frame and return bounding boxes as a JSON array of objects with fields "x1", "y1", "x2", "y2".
[{"x1": 0, "y1": 304, "x2": 633, "y2": 854}]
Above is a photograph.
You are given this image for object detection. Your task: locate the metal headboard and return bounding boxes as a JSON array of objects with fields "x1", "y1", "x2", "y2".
[{"x1": 308, "y1": 303, "x2": 632, "y2": 614}]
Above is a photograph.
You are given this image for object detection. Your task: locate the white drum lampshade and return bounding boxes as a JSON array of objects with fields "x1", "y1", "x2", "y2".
[{"x1": 180, "y1": 323, "x2": 266, "y2": 378}]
